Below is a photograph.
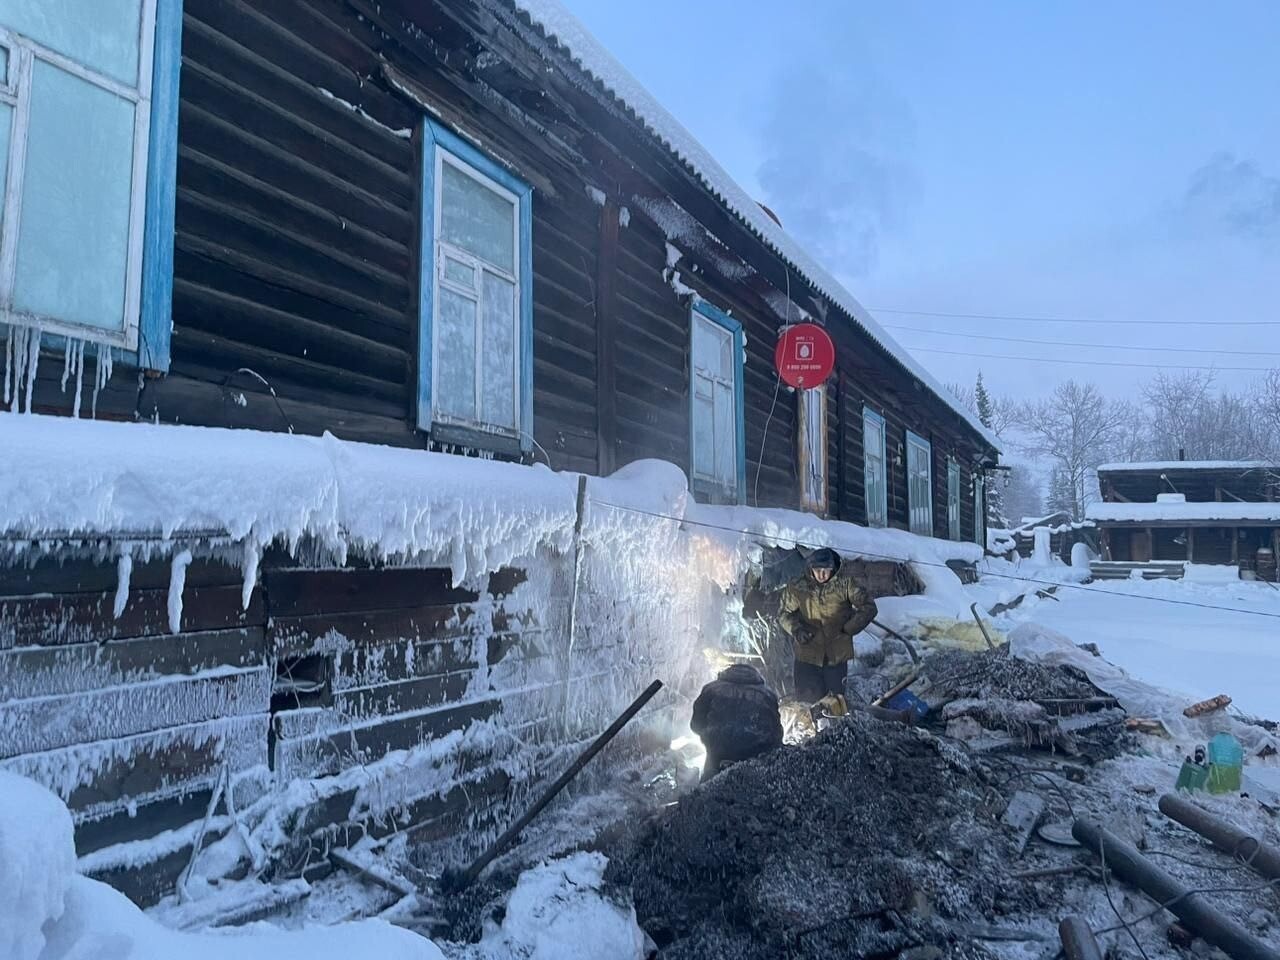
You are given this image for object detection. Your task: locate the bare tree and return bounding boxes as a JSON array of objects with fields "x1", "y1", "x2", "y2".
[
  {"x1": 1001, "y1": 464, "x2": 1044, "y2": 524},
  {"x1": 1017, "y1": 380, "x2": 1131, "y2": 519},
  {"x1": 947, "y1": 373, "x2": 1018, "y2": 439},
  {"x1": 1143, "y1": 370, "x2": 1269, "y2": 461}
]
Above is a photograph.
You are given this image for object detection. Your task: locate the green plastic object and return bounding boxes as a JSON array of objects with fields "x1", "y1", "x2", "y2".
[
  {"x1": 1175, "y1": 760, "x2": 1209, "y2": 793},
  {"x1": 1206, "y1": 733, "x2": 1243, "y2": 794}
]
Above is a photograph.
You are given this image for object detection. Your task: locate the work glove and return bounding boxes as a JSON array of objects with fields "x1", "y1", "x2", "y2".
[{"x1": 795, "y1": 626, "x2": 817, "y2": 646}]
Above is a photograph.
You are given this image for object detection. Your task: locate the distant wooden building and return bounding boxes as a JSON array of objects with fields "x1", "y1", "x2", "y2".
[{"x1": 1089, "y1": 461, "x2": 1280, "y2": 579}]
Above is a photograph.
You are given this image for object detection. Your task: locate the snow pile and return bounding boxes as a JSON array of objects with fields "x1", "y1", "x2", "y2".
[
  {"x1": 0, "y1": 771, "x2": 445, "y2": 960},
  {"x1": 462, "y1": 853, "x2": 646, "y2": 960},
  {"x1": 0, "y1": 414, "x2": 577, "y2": 587},
  {"x1": 1184, "y1": 563, "x2": 1241, "y2": 583},
  {"x1": 0, "y1": 771, "x2": 77, "y2": 960},
  {"x1": 1087, "y1": 499, "x2": 1280, "y2": 522}
]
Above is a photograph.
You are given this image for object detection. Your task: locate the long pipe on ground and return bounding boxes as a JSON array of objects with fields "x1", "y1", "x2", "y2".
[
  {"x1": 1072, "y1": 819, "x2": 1280, "y2": 960},
  {"x1": 969, "y1": 603, "x2": 998, "y2": 651},
  {"x1": 440, "y1": 679, "x2": 664, "y2": 893},
  {"x1": 1159, "y1": 793, "x2": 1280, "y2": 882},
  {"x1": 1058, "y1": 916, "x2": 1104, "y2": 960}
]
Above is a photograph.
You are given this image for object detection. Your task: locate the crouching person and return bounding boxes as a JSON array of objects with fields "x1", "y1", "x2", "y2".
[{"x1": 689, "y1": 664, "x2": 783, "y2": 783}]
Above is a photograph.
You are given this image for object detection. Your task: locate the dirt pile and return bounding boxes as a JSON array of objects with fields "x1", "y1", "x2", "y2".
[
  {"x1": 605, "y1": 713, "x2": 1035, "y2": 959},
  {"x1": 921, "y1": 647, "x2": 1130, "y2": 762}
]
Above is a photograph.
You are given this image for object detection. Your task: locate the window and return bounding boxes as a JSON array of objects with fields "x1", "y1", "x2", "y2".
[
  {"x1": 798, "y1": 386, "x2": 827, "y2": 513},
  {"x1": 906, "y1": 430, "x2": 933, "y2": 537},
  {"x1": 947, "y1": 457, "x2": 961, "y2": 540},
  {"x1": 419, "y1": 118, "x2": 533, "y2": 451},
  {"x1": 0, "y1": 0, "x2": 180, "y2": 366},
  {"x1": 862, "y1": 407, "x2": 887, "y2": 528},
  {"x1": 689, "y1": 300, "x2": 744, "y2": 501},
  {"x1": 973, "y1": 472, "x2": 986, "y2": 547}
]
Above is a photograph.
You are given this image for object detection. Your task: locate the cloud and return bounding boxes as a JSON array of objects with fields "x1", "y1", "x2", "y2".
[
  {"x1": 756, "y1": 58, "x2": 917, "y2": 279},
  {"x1": 1180, "y1": 152, "x2": 1280, "y2": 241}
]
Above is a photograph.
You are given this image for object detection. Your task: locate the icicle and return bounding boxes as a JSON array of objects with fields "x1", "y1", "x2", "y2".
[
  {"x1": 2, "y1": 325, "x2": 10, "y2": 404},
  {"x1": 71, "y1": 340, "x2": 84, "y2": 418},
  {"x1": 22, "y1": 326, "x2": 40, "y2": 413},
  {"x1": 60, "y1": 338, "x2": 72, "y2": 392},
  {"x1": 240, "y1": 539, "x2": 259, "y2": 611},
  {"x1": 168, "y1": 549, "x2": 193, "y2": 634},
  {"x1": 5, "y1": 324, "x2": 25, "y2": 409},
  {"x1": 92, "y1": 342, "x2": 113, "y2": 419},
  {"x1": 113, "y1": 553, "x2": 133, "y2": 619}
]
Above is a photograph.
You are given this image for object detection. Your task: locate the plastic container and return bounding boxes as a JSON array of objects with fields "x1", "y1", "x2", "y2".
[
  {"x1": 1206, "y1": 733, "x2": 1243, "y2": 794},
  {"x1": 1175, "y1": 760, "x2": 1209, "y2": 793}
]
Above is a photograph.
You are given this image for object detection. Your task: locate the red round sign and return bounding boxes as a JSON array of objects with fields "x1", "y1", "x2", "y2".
[{"x1": 774, "y1": 323, "x2": 835, "y2": 389}]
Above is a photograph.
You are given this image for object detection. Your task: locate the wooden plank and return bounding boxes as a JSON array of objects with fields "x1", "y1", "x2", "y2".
[
  {"x1": 172, "y1": 278, "x2": 408, "y2": 383},
  {"x1": 0, "y1": 585, "x2": 265, "y2": 649},
  {"x1": 0, "y1": 627, "x2": 266, "y2": 701},
  {"x1": 265, "y1": 567, "x2": 481, "y2": 619},
  {"x1": 1, "y1": 714, "x2": 267, "y2": 823},
  {"x1": 0, "y1": 667, "x2": 270, "y2": 758},
  {"x1": 0, "y1": 554, "x2": 242, "y2": 597}
]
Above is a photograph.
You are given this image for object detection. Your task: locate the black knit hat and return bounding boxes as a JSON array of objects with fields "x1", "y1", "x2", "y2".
[{"x1": 807, "y1": 547, "x2": 839, "y2": 571}]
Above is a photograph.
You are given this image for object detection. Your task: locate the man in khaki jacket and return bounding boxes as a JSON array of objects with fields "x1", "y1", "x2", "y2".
[{"x1": 778, "y1": 548, "x2": 877, "y2": 702}]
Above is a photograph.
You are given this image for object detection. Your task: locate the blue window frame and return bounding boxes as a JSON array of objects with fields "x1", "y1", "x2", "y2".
[
  {"x1": 862, "y1": 406, "x2": 887, "y2": 527},
  {"x1": 0, "y1": 0, "x2": 182, "y2": 373},
  {"x1": 906, "y1": 430, "x2": 933, "y2": 537},
  {"x1": 418, "y1": 117, "x2": 533, "y2": 452},
  {"x1": 689, "y1": 298, "x2": 745, "y2": 502}
]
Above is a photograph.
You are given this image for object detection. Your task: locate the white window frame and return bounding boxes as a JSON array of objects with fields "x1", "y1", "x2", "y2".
[
  {"x1": 798, "y1": 385, "x2": 828, "y2": 513},
  {"x1": 430, "y1": 149, "x2": 522, "y2": 437},
  {"x1": 907, "y1": 430, "x2": 934, "y2": 537},
  {"x1": 690, "y1": 310, "x2": 739, "y2": 495},
  {"x1": 947, "y1": 457, "x2": 961, "y2": 540},
  {"x1": 0, "y1": 3, "x2": 158, "y2": 350},
  {"x1": 863, "y1": 407, "x2": 888, "y2": 528}
]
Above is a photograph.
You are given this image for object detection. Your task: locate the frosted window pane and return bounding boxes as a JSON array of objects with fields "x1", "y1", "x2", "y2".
[
  {"x1": 442, "y1": 255, "x2": 475, "y2": 290},
  {"x1": 713, "y1": 383, "x2": 734, "y2": 482},
  {"x1": 693, "y1": 317, "x2": 726, "y2": 378},
  {"x1": 480, "y1": 271, "x2": 516, "y2": 430},
  {"x1": 440, "y1": 160, "x2": 514, "y2": 273},
  {"x1": 0, "y1": 0, "x2": 143, "y2": 85},
  {"x1": 0, "y1": 46, "x2": 8, "y2": 85},
  {"x1": 14, "y1": 62, "x2": 134, "y2": 333},
  {"x1": 436, "y1": 287, "x2": 477, "y2": 421},
  {"x1": 693, "y1": 389, "x2": 713, "y2": 478}
]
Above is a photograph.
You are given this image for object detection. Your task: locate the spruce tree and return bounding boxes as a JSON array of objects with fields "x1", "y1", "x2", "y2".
[{"x1": 974, "y1": 372, "x2": 1008, "y2": 528}]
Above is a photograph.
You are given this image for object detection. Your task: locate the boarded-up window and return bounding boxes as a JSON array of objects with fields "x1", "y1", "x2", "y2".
[
  {"x1": 863, "y1": 407, "x2": 887, "y2": 528},
  {"x1": 947, "y1": 457, "x2": 961, "y2": 540},
  {"x1": 907, "y1": 431, "x2": 933, "y2": 537},
  {"x1": 0, "y1": 0, "x2": 160, "y2": 348},
  {"x1": 798, "y1": 386, "x2": 827, "y2": 513},
  {"x1": 691, "y1": 307, "x2": 742, "y2": 498},
  {"x1": 432, "y1": 153, "x2": 521, "y2": 434}
]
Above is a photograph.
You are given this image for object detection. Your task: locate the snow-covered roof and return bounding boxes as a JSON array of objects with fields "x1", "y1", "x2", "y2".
[
  {"x1": 1097, "y1": 460, "x2": 1276, "y2": 474},
  {"x1": 1086, "y1": 501, "x2": 1280, "y2": 523},
  {"x1": 506, "y1": 0, "x2": 1000, "y2": 453}
]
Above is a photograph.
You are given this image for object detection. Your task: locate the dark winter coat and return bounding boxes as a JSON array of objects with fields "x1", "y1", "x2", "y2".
[
  {"x1": 778, "y1": 566, "x2": 878, "y2": 667},
  {"x1": 689, "y1": 663, "x2": 783, "y2": 781}
]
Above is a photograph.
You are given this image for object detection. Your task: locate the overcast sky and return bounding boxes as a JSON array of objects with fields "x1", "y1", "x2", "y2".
[{"x1": 561, "y1": 0, "x2": 1280, "y2": 401}]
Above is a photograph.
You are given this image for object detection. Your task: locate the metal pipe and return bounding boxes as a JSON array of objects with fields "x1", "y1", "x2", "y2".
[
  {"x1": 1072, "y1": 819, "x2": 1280, "y2": 960},
  {"x1": 440, "y1": 679, "x2": 664, "y2": 893},
  {"x1": 871, "y1": 618, "x2": 921, "y2": 664},
  {"x1": 843, "y1": 700, "x2": 914, "y2": 725},
  {"x1": 1059, "y1": 916, "x2": 1104, "y2": 960},
  {"x1": 1159, "y1": 793, "x2": 1280, "y2": 882},
  {"x1": 969, "y1": 602, "x2": 998, "y2": 650}
]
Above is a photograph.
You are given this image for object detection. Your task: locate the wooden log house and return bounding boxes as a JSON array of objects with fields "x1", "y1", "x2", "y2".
[
  {"x1": 1090, "y1": 461, "x2": 1280, "y2": 579},
  {"x1": 0, "y1": 0, "x2": 1000, "y2": 902}
]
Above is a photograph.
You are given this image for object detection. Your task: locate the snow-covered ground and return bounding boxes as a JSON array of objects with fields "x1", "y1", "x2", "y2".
[{"x1": 1002, "y1": 576, "x2": 1280, "y2": 722}]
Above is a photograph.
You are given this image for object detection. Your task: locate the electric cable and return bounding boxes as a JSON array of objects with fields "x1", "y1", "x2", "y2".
[
  {"x1": 883, "y1": 324, "x2": 1280, "y2": 359},
  {"x1": 871, "y1": 308, "x2": 1280, "y2": 328},
  {"x1": 588, "y1": 496, "x2": 1280, "y2": 621},
  {"x1": 901, "y1": 344, "x2": 1277, "y2": 373}
]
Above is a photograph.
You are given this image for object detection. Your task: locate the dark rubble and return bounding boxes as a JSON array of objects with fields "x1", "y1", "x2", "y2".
[{"x1": 604, "y1": 713, "x2": 1036, "y2": 959}]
